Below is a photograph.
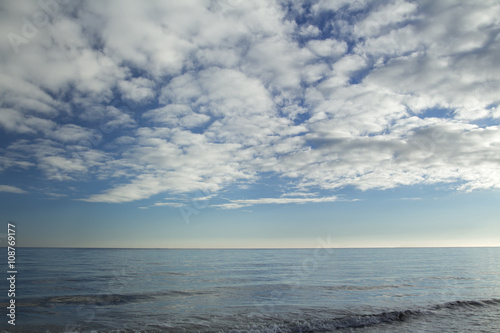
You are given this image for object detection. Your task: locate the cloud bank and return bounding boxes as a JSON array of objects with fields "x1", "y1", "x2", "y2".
[{"x1": 1, "y1": 0, "x2": 499, "y2": 204}]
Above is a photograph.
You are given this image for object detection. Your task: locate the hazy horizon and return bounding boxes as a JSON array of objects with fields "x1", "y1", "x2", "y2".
[{"x1": 1, "y1": 0, "x2": 500, "y2": 248}]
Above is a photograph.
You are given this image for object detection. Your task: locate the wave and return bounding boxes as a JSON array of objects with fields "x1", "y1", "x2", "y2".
[
  {"x1": 10, "y1": 296, "x2": 500, "y2": 332},
  {"x1": 433, "y1": 298, "x2": 500, "y2": 310},
  {"x1": 229, "y1": 310, "x2": 423, "y2": 333},
  {"x1": 228, "y1": 298, "x2": 500, "y2": 333}
]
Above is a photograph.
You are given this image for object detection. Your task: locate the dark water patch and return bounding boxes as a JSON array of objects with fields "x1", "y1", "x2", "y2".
[
  {"x1": 323, "y1": 284, "x2": 413, "y2": 291},
  {"x1": 16, "y1": 289, "x2": 216, "y2": 308},
  {"x1": 148, "y1": 271, "x2": 189, "y2": 277}
]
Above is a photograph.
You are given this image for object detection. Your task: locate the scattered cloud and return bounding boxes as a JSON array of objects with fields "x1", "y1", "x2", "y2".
[{"x1": 1, "y1": 0, "x2": 499, "y2": 206}]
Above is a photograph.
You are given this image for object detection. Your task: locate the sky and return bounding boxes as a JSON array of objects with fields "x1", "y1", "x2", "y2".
[{"x1": 0, "y1": 0, "x2": 499, "y2": 248}]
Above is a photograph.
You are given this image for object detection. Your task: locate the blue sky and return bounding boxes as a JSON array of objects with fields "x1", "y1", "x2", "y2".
[{"x1": 1, "y1": 0, "x2": 499, "y2": 248}]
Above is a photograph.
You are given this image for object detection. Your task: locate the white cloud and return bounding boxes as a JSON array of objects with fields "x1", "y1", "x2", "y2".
[
  {"x1": 281, "y1": 192, "x2": 318, "y2": 198},
  {"x1": 153, "y1": 202, "x2": 185, "y2": 208},
  {"x1": 192, "y1": 194, "x2": 217, "y2": 201},
  {"x1": 356, "y1": 25, "x2": 421, "y2": 58},
  {"x1": 242, "y1": 35, "x2": 313, "y2": 90},
  {"x1": 312, "y1": 0, "x2": 367, "y2": 13},
  {"x1": 81, "y1": 174, "x2": 169, "y2": 203},
  {"x1": 307, "y1": 38, "x2": 347, "y2": 58},
  {"x1": 118, "y1": 77, "x2": 155, "y2": 104},
  {"x1": 102, "y1": 106, "x2": 136, "y2": 130},
  {"x1": 5, "y1": 139, "x2": 108, "y2": 181},
  {"x1": 353, "y1": 0, "x2": 418, "y2": 38},
  {"x1": 143, "y1": 104, "x2": 210, "y2": 129},
  {"x1": 50, "y1": 124, "x2": 101, "y2": 144},
  {"x1": 213, "y1": 196, "x2": 339, "y2": 209},
  {"x1": 0, "y1": 108, "x2": 39, "y2": 134},
  {"x1": 298, "y1": 25, "x2": 321, "y2": 38},
  {"x1": 0, "y1": 185, "x2": 27, "y2": 194},
  {"x1": 0, "y1": 75, "x2": 65, "y2": 117}
]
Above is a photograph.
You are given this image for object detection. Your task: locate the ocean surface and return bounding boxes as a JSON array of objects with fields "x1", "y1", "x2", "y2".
[{"x1": 1, "y1": 247, "x2": 499, "y2": 332}]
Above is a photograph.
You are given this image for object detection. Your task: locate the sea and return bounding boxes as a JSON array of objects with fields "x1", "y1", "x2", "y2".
[{"x1": 1, "y1": 247, "x2": 499, "y2": 332}]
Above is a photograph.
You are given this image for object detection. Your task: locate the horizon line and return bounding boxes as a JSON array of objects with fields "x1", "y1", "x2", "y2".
[{"x1": 10, "y1": 245, "x2": 500, "y2": 250}]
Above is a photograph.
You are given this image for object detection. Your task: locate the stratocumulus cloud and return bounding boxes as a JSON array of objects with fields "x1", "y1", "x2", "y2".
[{"x1": 0, "y1": 0, "x2": 499, "y2": 204}]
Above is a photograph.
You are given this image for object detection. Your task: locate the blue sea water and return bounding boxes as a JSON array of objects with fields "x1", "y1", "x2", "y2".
[{"x1": 1, "y1": 247, "x2": 499, "y2": 332}]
